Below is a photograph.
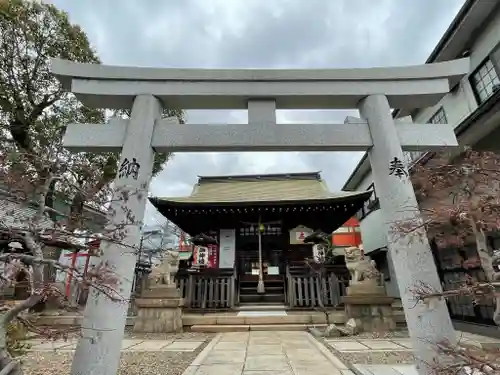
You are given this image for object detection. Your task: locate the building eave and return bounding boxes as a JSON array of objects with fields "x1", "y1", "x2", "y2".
[
  {"x1": 344, "y1": 0, "x2": 497, "y2": 190},
  {"x1": 342, "y1": 154, "x2": 370, "y2": 191},
  {"x1": 343, "y1": 89, "x2": 500, "y2": 191},
  {"x1": 150, "y1": 190, "x2": 372, "y2": 210},
  {"x1": 395, "y1": 0, "x2": 500, "y2": 120},
  {"x1": 0, "y1": 187, "x2": 106, "y2": 221},
  {"x1": 150, "y1": 191, "x2": 373, "y2": 236},
  {"x1": 425, "y1": 0, "x2": 477, "y2": 64}
]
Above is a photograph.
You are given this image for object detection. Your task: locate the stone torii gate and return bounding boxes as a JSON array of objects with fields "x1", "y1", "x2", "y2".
[{"x1": 51, "y1": 58, "x2": 469, "y2": 375}]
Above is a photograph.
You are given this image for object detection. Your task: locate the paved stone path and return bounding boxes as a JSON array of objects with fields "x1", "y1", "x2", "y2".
[
  {"x1": 351, "y1": 364, "x2": 418, "y2": 375},
  {"x1": 324, "y1": 331, "x2": 500, "y2": 375},
  {"x1": 326, "y1": 338, "x2": 412, "y2": 352},
  {"x1": 27, "y1": 338, "x2": 205, "y2": 352},
  {"x1": 325, "y1": 331, "x2": 500, "y2": 354},
  {"x1": 182, "y1": 331, "x2": 354, "y2": 375}
]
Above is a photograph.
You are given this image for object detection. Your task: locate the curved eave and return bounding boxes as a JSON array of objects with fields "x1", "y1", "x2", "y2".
[
  {"x1": 0, "y1": 229, "x2": 85, "y2": 251},
  {"x1": 150, "y1": 192, "x2": 372, "y2": 236},
  {"x1": 149, "y1": 191, "x2": 373, "y2": 212},
  {"x1": 51, "y1": 58, "x2": 469, "y2": 111}
]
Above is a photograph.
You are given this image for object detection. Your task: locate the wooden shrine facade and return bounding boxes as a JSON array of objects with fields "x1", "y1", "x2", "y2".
[{"x1": 150, "y1": 172, "x2": 371, "y2": 310}]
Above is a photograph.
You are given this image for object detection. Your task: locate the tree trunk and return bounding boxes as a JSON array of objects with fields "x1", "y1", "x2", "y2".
[
  {"x1": 0, "y1": 324, "x2": 23, "y2": 375},
  {"x1": 0, "y1": 350, "x2": 22, "y2": 375},
  {"x1": 470, "y1": 220, "x2": 500, "y2": 326},
  {"x1": 471, "y1": 221, "x2": 495, "y2": 279}
]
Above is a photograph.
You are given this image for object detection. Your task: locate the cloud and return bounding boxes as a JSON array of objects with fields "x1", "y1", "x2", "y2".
[{"x1": 47, "y1": 0, "x2": 466, "y2": 225}]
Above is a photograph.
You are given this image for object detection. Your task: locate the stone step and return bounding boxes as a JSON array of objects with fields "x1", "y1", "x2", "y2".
[
  {"x1": 28, "y1": 309, "x2": 406, "y2": 329},
  {"x1": 239, "y1": 284, "x2": 284, "y2": 290},
  {"x1": 392, "y1": 299, "x2": 403, "y2": 309},
  {"x1": 239, "y1": 293, "x2": 285, "y2": 303},
  {"x1": 240, "y1": 286, "x2": 284, "y2": 293},
  {"x1": 237, "y1": 303, "x2": 287, "y2": 311},
  {"x1": 239, "y1": 293, "x2": 285, "y2": 298},
  {"x1": 182, "y1": 311, "x2": 345, "y2": 326},
  {"x1": 393, "y1": 310, "x2": 405, "y2": 321},
  {"x1": 190, "y1": 324, "x2": 328, "y2": 332},
  {"x1": 27, "y1": 315, "x2": 137, "y2": 327}
]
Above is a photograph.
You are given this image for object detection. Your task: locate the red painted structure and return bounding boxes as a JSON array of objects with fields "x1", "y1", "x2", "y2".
[
  {"x1": 64, "y1": 239, "x2": 100, "y2": 298},
  {"x1": 331, "y1": 217, "x2": 362, "y2": 247},
  {"x1": 179, "y1": 232, "x2": 191, "y2": 252}
]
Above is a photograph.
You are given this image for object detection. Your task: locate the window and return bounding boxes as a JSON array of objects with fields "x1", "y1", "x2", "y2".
[
  {"x1": 428, "y1": 107, "x2": 447, "y2": 124},
  {"x1": 470, "y1": 58, "x2": 500, "y2": 104},
  {"x1": 355, "y1": 183, "x2": 380, "y2": 220},
  {"x1": 406, "y1": 107, "x2": 447, "y2": 163}
]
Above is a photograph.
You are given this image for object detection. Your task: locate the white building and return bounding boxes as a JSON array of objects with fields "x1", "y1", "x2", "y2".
[{"x1": 343, "y1": 0, "x2": 500, "y2": 300}]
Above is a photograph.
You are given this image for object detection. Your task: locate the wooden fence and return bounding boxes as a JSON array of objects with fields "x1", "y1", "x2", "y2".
[
  {"x1": 176, "y1": 268, "x2": 237, "y2": 310},
  {"x1": 286, "y1": 264, "x2": 349, "y2": 308},
  {"x1": 130, "y1": 264, "x2": 349, "y2": 312}
]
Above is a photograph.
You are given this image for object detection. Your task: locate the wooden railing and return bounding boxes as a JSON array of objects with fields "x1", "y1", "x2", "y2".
[
  {"x1": 176, "y1": 268, "x2": 237, "y2": 310},
  {"x1": 286, "y1": 263, "x2": 350, "y2": 308}
]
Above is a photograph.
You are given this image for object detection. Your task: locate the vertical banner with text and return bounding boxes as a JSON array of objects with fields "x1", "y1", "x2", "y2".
[{"x1": 219, "y1": 229, "x2": 236, "y2": 268}]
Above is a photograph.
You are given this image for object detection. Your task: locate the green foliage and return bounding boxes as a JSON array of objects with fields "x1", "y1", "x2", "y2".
[
  {"x1": 0, "y1": 0, "x2": 183, "y2": 222},
  {"x1": 324, "y1": 237, "x2": 337, "y2": 265},
  {"x1": 0, "y1": 0, "x2": 105, "y2": 203},
  {"x1": 6, "y1": 321, "x2": 31, "y2": 357}
]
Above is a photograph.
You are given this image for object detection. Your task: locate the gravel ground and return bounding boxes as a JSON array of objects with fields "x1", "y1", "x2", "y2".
[
  {"x1": 315, "y1": 329, "x2": 415, "y2": 366},
  {"x1": 332, "y1": 350, "x2": 415, "y2": 365},
  {"x1": 347, "y1": 330, "x2": 410, "y2": 339},
  {"x1": 19, "y1": 332, "x2": 215, "y2": 375},
  {"x1": 123, "y1": 330, "x2": 214, "y2": 341}
]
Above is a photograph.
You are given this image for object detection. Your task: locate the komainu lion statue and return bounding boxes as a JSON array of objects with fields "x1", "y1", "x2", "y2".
[
  {"x1": 344, "y1": 246, "x2": 381, "y2": 285},
  {"x1": 149, "y1": 250, "x2": 180, "y2": 285}
]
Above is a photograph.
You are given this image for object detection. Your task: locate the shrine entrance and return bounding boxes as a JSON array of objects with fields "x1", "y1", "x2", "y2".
[
  {"x1": 235, "y1": 221, "x2": 302, "y2": 305},
  {"x1": 53, "y1": 57, "x2": 470, "y2": 375},
  {"x1": 236, "y1": 223, "x2": 284, "y2": 282}
]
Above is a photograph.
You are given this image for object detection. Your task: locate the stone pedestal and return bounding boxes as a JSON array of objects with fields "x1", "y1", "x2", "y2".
[
  {"x1": 132, "y1": 285, "x2": 183, "y2": 333},
  {"x1": 342, "y1": 293, "x2": 396, "y2": 333},
  {"x1": 346, "y1": 284, "x2": 386, "y2": 296}
]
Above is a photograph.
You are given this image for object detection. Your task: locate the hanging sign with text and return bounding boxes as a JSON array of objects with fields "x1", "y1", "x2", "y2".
[
  {"x1": 219, "y1": 229, "x2": 236, "y2": 268},
  {"x1": 194, "y1": 245, "x2": 218, "y2": 268},
  {"x1": 194, "y1": 246, "x2": 208, "y2": 266},
  {"x1": 208, "y1": 244, "x2": 219, "y2": 268},
  {"x1": 289, "y1": 225, "x2": 313, "y2": 244}
]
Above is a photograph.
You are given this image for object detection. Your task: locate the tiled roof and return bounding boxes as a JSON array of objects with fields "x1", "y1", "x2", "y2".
[
  {"x1": 0, "y1": 199, "x2": 55, "y2": 230},
  {"x1": 153, "y1": 173, "x2": 368, "y2": 204}
]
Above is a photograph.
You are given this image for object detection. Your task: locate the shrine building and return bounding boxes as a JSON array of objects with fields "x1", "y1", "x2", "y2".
[{"x1": 150, "y1": 172, "x2": 371, "y2": 310}]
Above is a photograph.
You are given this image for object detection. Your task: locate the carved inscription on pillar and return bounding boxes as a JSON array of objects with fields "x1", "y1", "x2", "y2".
[
  {"x1": 118, "y1": 157, "x2": 141, "y2": 179},
  {"x1": 388, "y1": 156, "x2": 408, "y2": 179}
]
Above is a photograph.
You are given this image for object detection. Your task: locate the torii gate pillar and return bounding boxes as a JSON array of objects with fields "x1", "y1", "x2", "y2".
[
  {"x1": 359, "y1": 95, "x2": 455, "y2": 374},
  {"x1": 70, "y1": 95, "x2": 162, "y2": 375}
]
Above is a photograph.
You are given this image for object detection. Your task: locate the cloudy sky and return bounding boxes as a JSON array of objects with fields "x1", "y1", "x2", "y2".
[{"x1": 48, "y1": 0, "x2": 465, "y2": 226}]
